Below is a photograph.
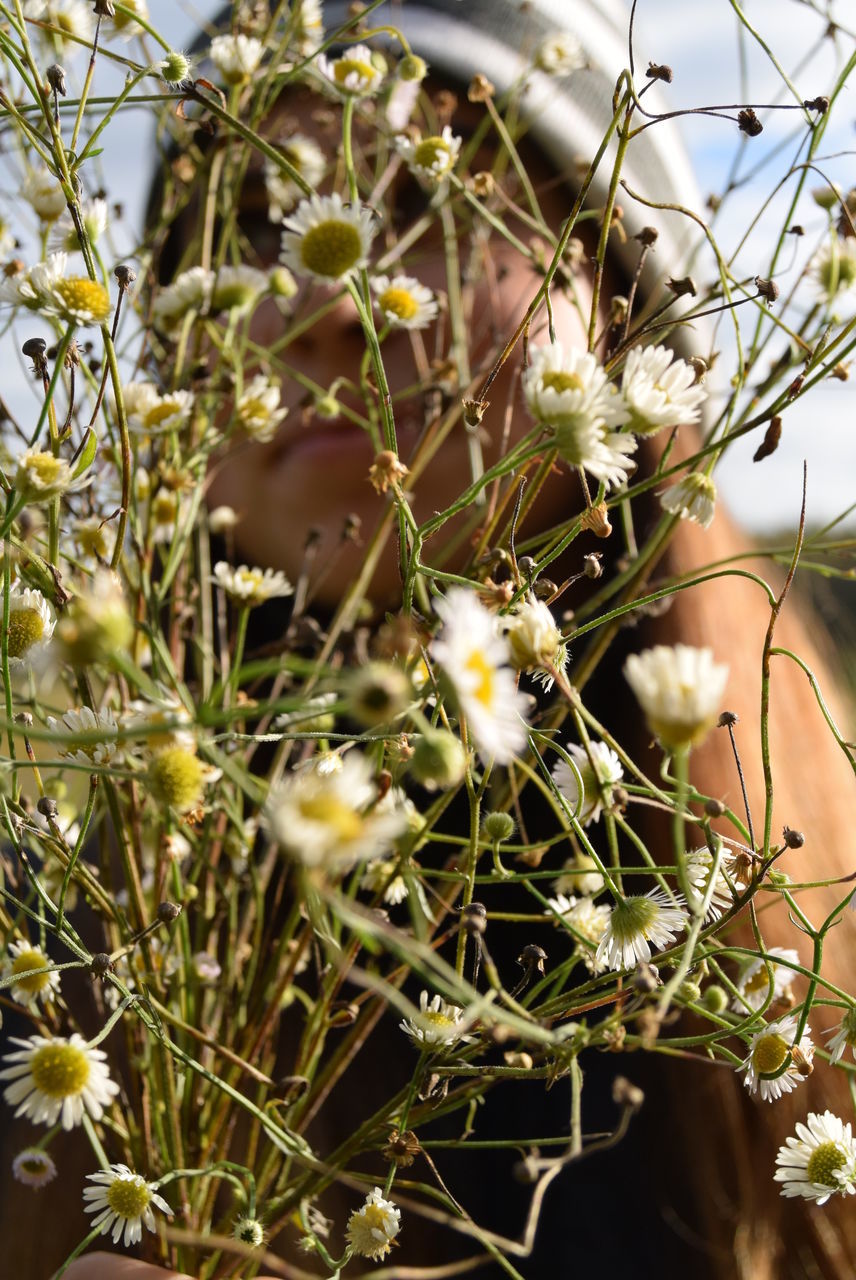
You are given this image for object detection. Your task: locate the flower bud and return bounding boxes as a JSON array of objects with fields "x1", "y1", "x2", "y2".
[
  {"x1": 409, "y1": 728, "x2": 467, "y2": 791},
  {"x1": 481, "y1": 811, "x2": 515, "y2": 843}
]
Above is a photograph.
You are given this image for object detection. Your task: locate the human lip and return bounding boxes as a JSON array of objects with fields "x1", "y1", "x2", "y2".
[{"x1": 265, "y1": 412, "x2": 419, "y2": 466}]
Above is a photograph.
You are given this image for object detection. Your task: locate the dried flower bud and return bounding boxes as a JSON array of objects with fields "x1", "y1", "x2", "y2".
[
  {"x1": 792, "y1": 1043, "x2": 814, "y2": 1077},
  {"x1": 753, "y1": 416, "x2": 782, "y2": 463},
  {"x1": 581, "y1": 502, "x2": 612, "y2": 538},
  {"x1": 646, "y1": 61, "x2": 673, "y2": 83},
  {"x1": 470, "y1": 171, "x2": 495, "y2": 198},
  {"x1": 90, "y1": 953, "x2": 114, "y2": 979},
  {"x1": 583, "y1": 552, "x2": 603, "y2": 580},
  {"x1": 113, "y1": 263, "x2": 136, "y2": 291},
  {"x1": 783, "y1": 826, "x2": 805, "y2": 849},
  {"x1": 383, "y1": 1129, "x2": 420, "y2": 1166},
  {"x1": 461, "y1": 901, "x2": 487, "y2": 935},
  {"x1": 468, "y1": 73, "x2": 495, "y2": 102},
  {"x1": 688, "y1": 356, "x2": 709, "y2": 385},
  {"x1": 22, "y1": 337, "x2": 48, "y2": 371},
  {"x1": 157, "y1": 900, "x2": 182, "y2": 923},
  {"x1": 612, "y1": 1076, "x2": 645, "y2": 1110},
  {"x1": 368, "y1": 449, "x2": 409, "y2": 494},
  {"x1": 15, "y1": 711, "x2": 34, "y2": 727},
  {"x1": 717, "y1": 710, "x2": 739, "y2": 728},
  {"x1": 504, "y1": 1051, "x2": 533, "y2": 1069},
  {"x1": 832, "y1": 363, "x2": 850, "y2": 382},
  {"x1": 462, "y1": 398, "x2": 489, "y2": 427},
  {"x1": 803, "y1": 96, "x2": 829, "y2": 114},
  {"x1": 604, "y1": 1024, "x2": 626, "y2": 1051},
  {"x1": 37, "y1": 796, "x2": 58, "y2": 819},
  {"x1": 609, "y1": 295, "x2": 629, "y2": 326},
  {"x1": 754, "y1": 275, "x2": 779, "y2": 305},
  {"x1": 517, "y1": 944, "x2": 547, "y2": 975},
  {"x1": 737, "y1": 108, "x2": 763, "y2": 137},
  {"x1": 666, "y1": 275, "x2": 697, "y2": 297},
  {"x1": 46, "y1": 64, "x2": 67, "y2": 96},
  {"x1": 704, "y1": 797, "x2": 726, "y2": 817},
  {"x1": 92, "y1": 0, "x2": 116, "y2": 16},
  {"x1": 633, "y1": 961, "x2": 660, "y2": 993},
  {"x1": 635, "y1": 225, "x2": 659, "y2": 246}
]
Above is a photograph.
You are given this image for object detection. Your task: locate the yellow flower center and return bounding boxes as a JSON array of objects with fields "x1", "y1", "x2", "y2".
[
  {"x1": 7, "y1": 607, "x2": 45, "y2": 658},
  {"x1": 18, "y1": 1153, "x2": 50, "y2": 1176},
  {"x1": 300, "y1": 220, "x2": 363, "y2": 278},
  {"x1": 333, "y1": 57, "x2": 375, "y2": 87},
  {"x1": 152, "y1": 491, "x2": 178, "y2": 524},
  {"x1": 106, "y1": 1175, "x2": 152, "y2": 1219},
  {"x1": 149, "y1": 746, "x2": 204, "y2": 812},
  {"x1": 11, "y1": 948, "x2": 51, "y2": 996},
  {"x1": 53, "y1": 278, "x2": 112, "y2": 324},
  {"x1": 378, "y1": 286, "x2": 419, "y2": 321},
  {"x1": 806, "y1": 1141, "x2": 848, "y2": 1188},
  {"x1": 541, "y1": 370, "x2": 585, "y2": 394},
  {"x1": 298, "y1": 794, "x2": 364, "y2": 842},
  {"x1": 30, "y1": 1042, "x2": 90, "y2": 1099},
  {"x1": 752, "y1": 1032, "x2": 789, "y2": 1075},
  {"x1": 423, "y1": 1009, "x2": 454, "y2": 1030},
  {"x1": 144, "y1": 400, "x2": 183, "y2": 429},
  {"x1": 413, "y1": 137, "x2": 453, "y2": 173},
  {"x1": 744, "y1": 966, "x2": 775, "y2": 997},
  {"x1": 240, "y1": 396, "x2": 271, "y2": 424},
  {"x1": 464, "y1": 650, "x2": 495, "y2": 708},
  {"x1": 25, "y1": 452, "x2": 65, "y2": 488}
]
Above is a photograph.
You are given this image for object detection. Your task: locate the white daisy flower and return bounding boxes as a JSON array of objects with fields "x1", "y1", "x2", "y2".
[
  {"x1": 826, "y1": 1006, "x2": 856, "y2": 1064},
  {"x1": 233, "y1": 1215, "x2": 265, "y2": 1248},
  {"x1": 209, "y1": 33, "x2": 265, "y2": 85},
  {"x1": 108, "y1": 0, "x2": 148, "y2": 37},
  {"x1": 265, "y1": 751, "x2": 408, "y2": 870},
  {"x1": 83, "y1": 1163, "x2": 173, "y2": 1247},
  {"x1": 265, "y1": 136, "x2": 327, "y2": 219},
  {"x1": 152, "y1": 266, "x2": 214, "y2": 332},
  {"x1": 0, "y1": 252, "x2": 65, "y2": 310},
  {"x1": 501, "y1": 597, "x2": 568, "y2": 689},
  {"x1": 553, "y1": 851, "x2": 604, "y2": 898},
  {"x1": 371, "y1": 274, "x2": 438, "y2": 330},
  {"x1": 4, "y1": 940, "x2": 61, "y2": 1007},
  {"x1": 361, "y1": 857, "x2": 409, "y2": 905},
  {"x1": 12, "y1": 1147, "x2": 57, "y2": 1188},
  {"x1": 733, "y1": 947, "x2": 800, "y2": 1013},
  {"x1": 236, "y1": 375, "x2": 288, "y2": 441},
  {"x1": 4, "y1": 586, "x2": 55, "y2": 667},
  {"x1": 546, "y1": 894, "x2": 612, "y2": 973},
  {"x1": 212, "y1": 561, "x2": 294, "y2": 607},
  {"x1": 624, "y1": 644, "x2": 728, "y2": 751},
  {"x1": 211, "y1": 264, "x2": 268, "y2": 315},
  {"x1": 121, "y1": 382, "x2": 194, "y2": 436},
  {"x1": 620, "y1": 344, "x2": 707, "y2": 435},
  {"x1": 346, "y1": 1187, "x2": 401, "y2": 1261},
  {"x1": 23, "y1": 0, "x2": 95, "y2": 56},
  {"x1": 21, "y1": 167, "x2": 66, "y2": 221},
  {"x1": 317, "y1": 43, "x2": 384, "y2": 97},
  {"x1": 146, "y1": 486, "x2": 188, "y2": 547},
  {"x1": 741, "y1": 1015, "x2": 814, "y2": 1103},
  {"x1": 1, "y1": 252, "x2": 111, "y2": 326},
  {"x1": 810, "y1": 237, "x2": 856, "y2": 303},
  {"x1": 49, "y1": 198, "x2": 108, "y2": 254},
  {"x1": 685, "y1": 844, "x2": 746, "y2": 921},
  {"x1": 775, "y1": 1111, "x2": 856, "y2": 1204},
  {"x1": 289, "y1": 0, "x2": 324, "y2": 56},
  {"x1": 281, "y1": 193, "x2": 375, "y2": 282},
  {"x1": 45, "y1": 705, "x2": 120, "y2": 766},
  {"x1": 595, "y1": 889, "x2": 688, "y2": 972},
  {"x1": 552, "y1": 741, "x2": 623, "y2": 825},
  {"x1": 534, "y1": 31, "x2": 585, "y2": 75},
  {"x1": 400, "y1": 989, "x2": 469, "y2": 1046},
  {"x1": 396, "y1": 125, "x2": 462, "y2": 182},
  {"x1": 1, "y1": 1033, "x2": 119, "y2": 1130},
  {"x1": 522, "y1": 343, "x2": 635, "y2": 490},
  {"x1": 660, "y1": 471, "x2": 717, "y2": 528},
  {"x1": 430, "y1": 588, "x2": 531, "y2": 765}
]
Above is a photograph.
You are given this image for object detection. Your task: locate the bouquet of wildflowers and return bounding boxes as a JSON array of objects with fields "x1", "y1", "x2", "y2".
[{"x1": 2, "y1": 2, "x2": 856, "y2": 1276}]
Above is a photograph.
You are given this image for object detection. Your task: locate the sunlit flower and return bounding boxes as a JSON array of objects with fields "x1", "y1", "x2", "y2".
[
  {"x1": 108, "y1": 0, "x2": 148, "y2": 37},
  {"x1": 211, "y1": 264, "x2": 268, "y2": 314},
  {"x1": 811, "y1": 237, "x2": 856, "y2": 303},
  {"x1": 501, "y1": 597, "x2": 568, "y2": 689},
  {"x1": 534, "y1": 31, "x2": 585, "y2": 75},
  {"x1": 1, "y1": 1033, "x2": 119, "y2": 1129},
  {"x1": 265, "y1": 751, "x2": 408, "y2": 870},
  {"x1": 83, "y1": 1163, "x2": 173, "y2": 1247},
  {"x1": 212, "y1": 561, "x2": 294, "y2": 607},
  {"x1": 4, "y1": 586, "x2": 55, "y2": 667},
  {"x1": 4, "y1": 940, "x2": 61, "y2": 1007},
  {"x1": 624, "y1": 644, "x2": 728, "y2": 750},
  {"x1": 236, "y1": 375, "x2": 288, "y2": 441},
  {"x1": 23, "y1": 0, "x2": 95, "y2": 57},
  {"x1": 685, "y1": 844, "x2": 746, "y2": 921},
  {"x1": 733, "y1": 946, "x2": 800, "y2": 1013},
  {"x1": 775, "y1": 1112, "x2": 856, "y2": 1203},
  {"x1": 741, "y1": 1015, "x2": 813, "y2": 1103},
  {"x1": 546, "y1": 894, "x2": 612, "y2": 973},
  {"x1": 595, "y1": 889, "x2": 688, "y2": 972},
  {"x1": 522, "y1": 343, "x2": 635, "y2": 490},
  {"x1": 54, "y1": 568, "x2": 133, "y2": 666},
  {"x1": 400, "y1": 989, "x2": 469, "y2": 1046},
  {"x1": 122, "y1": 381, "x2": 194, "y2": 436},
  {"x1": 152, "y1": 266, "x2": 214, "y2": 332},
  {"x1": 45, "y1": 705, "x2": 120, "y2": 766},
  {"x1": 826, "y1": 1006, "x2": 856, "y2": 1064},
  {"x1": 12, "y1": 1147, "x2": 57, "y2": 1188},
  {"x1": 265, "y1": 136, "x2": 326, "y2": 219},
  {"x1": 209, "y1": 33, "x2": 265, "y2": 84},
  {"x1": 346, "y1": 1187, "x2": 401, "y2": 1261},
  {"x1": 620, "y1": 344, "x2": 706, "y2": 434},
  {"x1": 396, "y1": 126, "x2": 461, "y2": 182},
  {"x1": 280, "y1": 193, "x2": 375, "y2": 282},
  {"x1": 660, "y1": 471, "x2": 717, "y2": 528},
  {"x1": 148, "y1": 746, "x2": 215, "y2": 814},
  {"x1": 552, "y1": 741, "x2": 623, "y2": 825},
  {"x1": 430, "y1": 588, "x2": 531, "y2": 764},
  {"x1": 317, "y1": 43, "x2": 384, "y2": 97},
  {"x1": 50, "y1": 198, "x2": 108, "y2": 253},
  {"x1": 22, "y1": 167, "x2": 66, "y2": 221},
  {"x1": 372, "y1": 274, "x2": 438, "y2": 330},
  {"x1": 1, "y1": 252, "x2": 111, "y2": 325}
]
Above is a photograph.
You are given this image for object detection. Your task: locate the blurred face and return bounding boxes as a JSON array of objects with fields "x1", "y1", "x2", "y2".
[{"x1": 206, "y1": 93, "x2": 595, "y2": 606}]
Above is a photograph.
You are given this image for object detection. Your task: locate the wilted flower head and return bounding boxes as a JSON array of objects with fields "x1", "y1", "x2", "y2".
[
  {"x1": 12, "y1": 1147, "x2": 57, "y2": 1188},
  {"x1": 660, "y1": 472, "x2": 717, "y2": 528},
  {"x1": 621, "y1": 344, "x2": 707, "y2": 434},
  {"x1": 280, "y1": 193, "x2": 375, "y2": 282},
  {"x1": 826, "y1": 1006, "x2": 856, "y2": 1064},
  {"x1": 346, "y1": 1187, "x2": 401, "y2": 1261},
  {"x1": 624, "y1": 644, "x2": 728, "y2": 750}
]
